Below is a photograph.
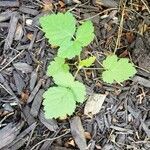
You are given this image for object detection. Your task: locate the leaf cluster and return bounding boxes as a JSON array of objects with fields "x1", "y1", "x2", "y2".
[
  {"x1": 39, "y1": 12, "x2": 137, "y2": 119},
  {"x1": 40, "y1": 12, "x2": 95, "y2": 119},
  {"x1": 43, "y1": 72, "x2": 86, "y2": 118},
  {"x1": 40, "y1": 12, "x2": 94, "y2": 59}
]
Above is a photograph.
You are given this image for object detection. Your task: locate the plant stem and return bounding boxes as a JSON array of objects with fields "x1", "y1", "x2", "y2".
[
  {"x1": 82, "y1": 67, "x2": 103, "y2": 70},
  {"x1": 74, "y1": 67, "x2": 81, "y2": 80}
]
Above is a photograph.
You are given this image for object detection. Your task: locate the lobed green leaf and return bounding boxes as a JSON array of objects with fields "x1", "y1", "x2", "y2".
[
  {"x1": 102, "y1": 55, "x2": 137, "y2": 83},
  {"x1": 39, "y1": 12, "x2": 76, "y2": 46},
  {"x1": 43, "y1": 86, "x2": 76, "y2": 119},
  {"x1": 70, "y1": 81, "x2": 86, "y2": 103},
  {"x1": 75, "y1": 21, "x2": 95, "y2": 47},
  {"x1": 46, "y1": 57, "x2": 69, "y2": 77},
  {"x1": 53, "y1": 72, "x2": 86, "y2": 103},
  {"x1": 58, "y1": 41, "x2": 82, "y2": 59}
]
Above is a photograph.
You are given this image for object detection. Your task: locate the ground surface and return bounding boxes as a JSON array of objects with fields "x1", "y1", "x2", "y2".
[{"x1": 0, "y1": 0, "x2": 150, "y2": 150}]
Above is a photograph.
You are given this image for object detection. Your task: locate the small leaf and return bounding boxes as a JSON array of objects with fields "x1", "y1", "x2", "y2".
[
  {"x1": 75, "y1": 21, "x2": 94, "y2": 47},
  {"x1": 58, "y1": 41, "x2": 82, "y2": 59},
  {"x1": 43, "y1": 86, "x2": 76, "y2": 119},
  {"x1": 53, "y1": 72, "x2": 86, "y2": 103},
  {"x1": 79, "y1": 56, "x2": 96, "y2": 68},
  {"x1": 70, "y1": 81, "x2": 86, "y2": 103},
  {"x1": 102, "y1": 55, "x2": 137, "y2": 83},
  {"x1": 39, "y1": 12, "x2": 76, "y2": 46},
  {"x1": 103, "y1": 55, "x2": 118, "y2": 69},
  {"x1": 47, "y1": 57, "x2": 69, "y2": 77},
  {"x1": 53, "y1": 72, "x2": 74, "y2": 87}
]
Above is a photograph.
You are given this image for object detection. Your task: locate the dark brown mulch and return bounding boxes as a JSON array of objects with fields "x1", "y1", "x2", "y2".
[{"x1": 0, "y1": 0, "x2": 150, "y2": 150}]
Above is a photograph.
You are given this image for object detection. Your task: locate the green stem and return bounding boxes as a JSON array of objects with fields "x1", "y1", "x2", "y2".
[{"x1": 82, "y1": 67, "x2": 103, "y2": 70}]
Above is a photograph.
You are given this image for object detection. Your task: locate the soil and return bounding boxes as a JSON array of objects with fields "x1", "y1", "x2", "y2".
[{"x1": 0, "y1": 0, "x2": 150, "y2": 150}]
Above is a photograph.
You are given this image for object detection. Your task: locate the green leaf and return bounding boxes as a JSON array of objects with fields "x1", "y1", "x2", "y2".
[
  {"x1": 102, "y1": 55, "x2": 137, "y2": 83},
  {"x1": 70, "y1": 81, "x2": 86, "y2": 103},
  {"x1": 79, "y1": 56, "x2": 96, "y2": 68},
  {"x1": 47, "y1": 57, "x2": 69, "y2": 77},
  {"x1": 39, "y1": 12, "x2": 76, "y2": 46},
  {"x1": 75, "y1": 21, "x2": 94, "y2": 47},
  {"x1": 53, "y1": 72, "x2": 74, "y2": 87},
  {"x1": 43, "y1": 86, "x2": 76, "y2": 119},
  {"x1": 58, "y1": 41, "x2": 82, "y2": 59},
  {"x1": 103, "y1": 55, "x2": 118, "y2": 70},
  {"x1": 53, "y1": 72, "x2": 86, "y2": 103}
]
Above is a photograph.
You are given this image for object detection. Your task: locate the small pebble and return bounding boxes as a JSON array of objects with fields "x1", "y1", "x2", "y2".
[{"x1": 26, "y1": 19, "x2": 33, "y2": 26}]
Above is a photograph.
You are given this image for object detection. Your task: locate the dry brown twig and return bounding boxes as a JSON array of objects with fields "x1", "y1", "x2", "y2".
[
  {"x1": 141, "y1": 0, "x2": 150, "y2": 14},
  {"x1": 0, "y1": 49, "x2": 25, "y2": 73},
  {"x1": 114, "y1": 0, "x2": 127, "y2": 53},
  {"x1": 30, "y1": 129, "x2": 70, "y2": 150}
]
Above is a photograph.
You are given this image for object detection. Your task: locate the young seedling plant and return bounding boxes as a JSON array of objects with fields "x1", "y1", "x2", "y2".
[{"x1": 39, "y1": 12, "x2": 136, "y2": 119}]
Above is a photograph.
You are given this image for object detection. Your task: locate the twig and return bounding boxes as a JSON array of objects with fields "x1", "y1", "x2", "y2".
[
  {"x1": 80, "y1": 8, "x2": 118, "y2": 22},
  {"x1": 30, "y1": 129, "x2": 70, "y2": 150},
  {"x1": 135, "y1": 65, "x2": 150, "y2": 73},
  {"x1": 25, "y1": 123, "x2": 37, "y2": 147},
  {"x1": 0, "y1": 83, "x2": 13, "y2": 96},
  {"x1": 68, "y1": 0, "x2": 90, "y2": 12},
  {"x1": 141, "y1": 0, "x2": 150, "y2": 14},
  {"x1": 0, "y1": 49, "x2": 25, "y2": 73},
  {"x1": 128, "y1": 52, "x2": 150, "y2": 73},
  {"x1": 0, "y1": 112, "x2": 14, "y2": 125},
  {"x1": 74, "y1": 68, "x2": 81, "y2": 80},
  {"x1": 114, "y1": 0, "x2": 127, "y2": 54}
]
